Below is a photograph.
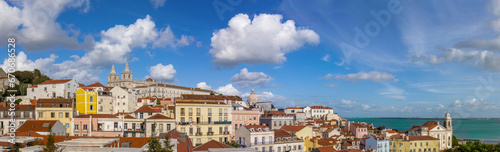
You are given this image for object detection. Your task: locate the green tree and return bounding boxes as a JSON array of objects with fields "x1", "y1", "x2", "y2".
[
  {"x1": 452, "y1": 135, "x2": 459, "y2": 147},
  {"x1": 163, "y1": 135, "x2": 174, "y2": 152},
  {"x1": 43, "y1": 125, "x2": 61, "y2": 152},
  {"x1": 229, "y1": 141, "x2": 241, "y2": 148},
  {"x1": 156, "y1": 98, "x2": 161, "y2": 105},
  {"x1": 210, "y1": 92, "x2": 215, "y2": 95},
  {"x1": 235, "y1": 95, "x2": 242, "y2": 100}
]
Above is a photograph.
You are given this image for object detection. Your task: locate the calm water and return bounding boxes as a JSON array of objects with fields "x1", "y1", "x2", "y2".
[{"x1": 347, "y1": 118, "x2": 500, "y2": 143}]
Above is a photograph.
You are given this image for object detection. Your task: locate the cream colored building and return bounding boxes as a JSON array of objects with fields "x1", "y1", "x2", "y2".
[
  {"x1": 235, "y1": 125, "x2": 274, "y2": 152},
  {"x1": 175, "y1": 95, "x2": 233, "y2": 146},
  {"x1": 407, "y1": 112, "x2": 453, "y2": 150},
  {"x1": 35, "y1": 98, "x2": 73, "y2": 135},
  {"x1": 107, "y1": 63, "x2": 214, "y2": 98}
]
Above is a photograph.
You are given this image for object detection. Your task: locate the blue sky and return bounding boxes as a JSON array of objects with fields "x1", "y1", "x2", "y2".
[{"x1": 1, "y1": 0, "x2": 500, "y2": 118}]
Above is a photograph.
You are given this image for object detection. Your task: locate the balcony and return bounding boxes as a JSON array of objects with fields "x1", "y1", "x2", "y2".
[
  {"x1": 224, "y1": 113, "x2": 227, "y2": 116},
  {"x1": 189, "y1": 113, "x2": 193, "y2": 116},
  {"x1": 180, "y1": 113, "x2": 185, "y2": 116},
  {"x1": 195, "y1": 132, "x2": 202, "y2": 136},
  {"x1": 219, "y1": 113, "x2": 222, "y2": 116},
  {"x1": 207, "y1": 132, "x2": 214, "y2": 135},
  {"x1": 223, "y1": 131, "x2": 230, "y2": 135},
  {"x1": 197, "y1": 113, "x2": 200, "y2": 116},
  {"x1": 208, "y1": 113, "x2": 212, "y2": 116},
  {"x1": 214, "y1": 121, "x2": 232, "y2": 124}
]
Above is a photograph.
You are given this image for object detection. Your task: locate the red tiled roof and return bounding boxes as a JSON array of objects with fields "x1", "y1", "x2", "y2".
[
  {"x1": 244, "y1": 125, "x2": 270, "y2": 132},
  {"x1": 263, "y1": 111, "x2": 287, "y2": 116},
  {"x1": 311, "y1": 105, "x2": 333, "y2": 109},
  {"x1": 146, "y1": 78, "x2": 154, "y2": 82},
  {"x1": 193, "y1": 140, "x2": 233, "y2": 151},
  {"x1": 314, "y1": 146, "x2": 336, "y2": 152},
  {"x1": 74, "y1": 114, "x2": 118, "y2": 118},
  {"x1": 135, "y1": 105, "x2": 161, "y2": 113},
  {"x1": 17, "y1": 120, "x2": 58, "y2": 132},
  {"x1": 39, "y1": 79, "x2": 72, "y2": 84},
  {"x1": 147, "y1": 114, "x2": 173, "y2": 120},
  {"x1": 0, "y1": 104, "x2": 36, "y2": 111},
  {"x1": 85, "y1": 82, "x2": 105, "y2": 87},
  {"x1": 273, "y1": 129, "x2": 296, "y2": 138},
  {"x1": 280, "y1": 125, "x2": 306, "y2": 132},
  {"x1": 163, "y1": 129, "x2": 193, "y2": 152},
  {"x1": 175, "y1": 101, "x2": 227, "y2": 105},
  {"x1": 421, "y1": 121, "x2": 439, "y2": 130}
]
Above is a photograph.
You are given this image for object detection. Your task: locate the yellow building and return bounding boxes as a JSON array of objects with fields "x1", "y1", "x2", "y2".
[
  {"x1": 35, "y1": 98, "x2": 74, "y2": 135},
  {"x1": 175, "y1": 94, "x2": 234, "y2": 146},
  {"x1": 389, "y1": 135, "x2": 440, "y2": 152},
  {"x1": 75, "y1": 88, "x2": 98, "y2": 114}
]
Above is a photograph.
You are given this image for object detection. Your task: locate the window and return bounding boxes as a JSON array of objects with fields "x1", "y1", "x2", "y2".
[
  {"x1": 39, "y1": 112, "x2": 43, "y2": 118},
  {"x1": 59, "y1": 104, "x2": 63, "y2": 107},
  {"x1": 51, "y1": 112, "x2": 55, "y2": 118},
  {"x1": 196, "y1": 108, "x2": 200, "y2": 116},
  {"x1": 140, "y1": 113, "x2": 144, "y2": 119},
  {"x1": 114, "y1": 122, "x2": 118, "y2": 128},
  {"x1": 90, "y1": 105, "x2": 93, "y2": 111},
  {"x1": 39, "y1": 104, "x2": 43, "y2": 107},
  {"x1": 74, "y1": 124, "x2": 79, "y2": 130},
  {"x1": 59, "y1": 112, "x2": 63, "y2": 118},
  {"x1": 99, "y1": 106, "x2": 103, "y2": 112},
  {"x1": 124, "y1": 123, "x2": 128, "y2": 129},
  {"x1": 83, "y1": 124, "x2": 88, "y2": 130},
  {"x1": 51, "y1": 103, "x2": 55, "y2": 107},
  {"x1": 66, "y1": 104, "x2": 70, "y2": 108},
  {"x1": 167, "y1": 124, "x2": 171, "y2": 131},
  {"x1": 65, "y1": 123, "x2": 69, "y2": 128},
  {"x1": 90, "y1": 96, "x2": 94, "y2": 102},
  {"x1": 159, "y1": 124, "x2": 163, "y2": 132}
]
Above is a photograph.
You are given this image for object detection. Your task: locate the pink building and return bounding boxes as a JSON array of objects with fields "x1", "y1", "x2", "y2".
[
  {"x1": 73, "y1": 114, "x2": 123, "y2": 137},
  {"x1": 345, "y1": 122, "x2": 368, "y2": 139},
  {"x1": 231, "y1": 105, "x2": 262, "y2": 139}
]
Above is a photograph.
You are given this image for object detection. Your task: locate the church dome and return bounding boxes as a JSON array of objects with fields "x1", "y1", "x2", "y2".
[{"x1": 247, "y1": 89, "x2": 259, "y2": 106}]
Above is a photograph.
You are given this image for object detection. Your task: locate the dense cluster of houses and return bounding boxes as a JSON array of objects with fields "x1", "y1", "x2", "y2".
[{"x1": 0, "y1": 66, "x2": 453, "y2": 152}]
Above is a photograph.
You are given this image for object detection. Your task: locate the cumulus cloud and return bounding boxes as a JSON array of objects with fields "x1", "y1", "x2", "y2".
[
  {"x1": 335, "y1": 71, "x2": 399, "y2": 82},
  {"x1": 230, "y1": 68, "x2": 273, "y2": 88},
  {"x1": 0, "y1": 0, "x2": 91, "y2": 51},
  {"x1": 150, "y1": 0, "x2": 166, "y2": 9},
  {"x1": 216, "y1": 84, "x2": 241, "y2": 95},
  {"x1": 210, "y1": 13, "x2": 320, "y2": 67},
  {"x1": 148, "y1": 63, "x2": 176, "y2": 82},
  {"x1": 0, "y1": 51, "x2": 99, "y2": 83},
  {"x1": 1, "y1": 15, "x2": 194, "y2": 83},
  {"x1": 413, "y1": 48, "x2": 500, "y2": 71},
  {"x1": 196, "y1": 82, "x2": 212, "y2": 90}
]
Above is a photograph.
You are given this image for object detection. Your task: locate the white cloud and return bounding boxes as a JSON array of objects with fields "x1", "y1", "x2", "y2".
[
  {"x1": 321, "y1": 54, "x2": 330, "y2": 62},
  {"x1": 241, "y1": 91, "x2": 290, "y2": 107},
  {"x1": 378, "y1": 84, "x2": 406, "y2": 100},
  {"x1": 210, "y1": 13, "x2": 320, "y2": 67},
  {"x1": 0, "y1": 51, "x2": 99, "y2": 83},
  {"x1": 335, "y1": 71, "x2": 398, "y2": 82},
  {"x1": 148, "y1": 63, "x2": 176, "y2": 82},
  {"x1": 0, "y1": 0, "x2": 91, "y2": 51},
  {"x1": 336, "y1": 99, "x2": 373, "y2": 111},
  {"x1": 150, "y1": 0, "x2": 166, "y2": 9},
  {"x1": 413, "y1": 48, "x2": 500, "y2": 71},
  {"x1": 455, "y1": 1, "x2": 500, "y2": 51},
  {"x1": 318, "y1": 73, "x2": 334, "y2": 80},
  {"x1": 230, "y1": 68, "x2": 273, "y2": 88},
  {"x1": 0, "y1": 13, "x2": 192, "y2": 83},
  {"x1": 196, "y1": 82, "x2": 212, "y2": 90},
  {"x1": 216, "y1": 84, "x2": 240, "y2": 95}
]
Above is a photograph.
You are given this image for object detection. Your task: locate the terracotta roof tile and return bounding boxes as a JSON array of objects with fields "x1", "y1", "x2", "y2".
[
  {"x1": 17, "y1": 120, "x2": 58, "y2": 132},
  {"x1": 39, "y1": 79, "x2": 72, "y2": 84},
  {"x1": 147, "y1": 114, "x2": 173, "y2": 120},
  {"x1": 193, "y1": 140, "x2": 233, "y2": 151},
  {"x1": 135, "y1": 105, "x2": 161, "y2": 113},
  {"x1": 273, "y1": 129, "x2": 296, "y2": 138},
  {"x1": 85, "y1": 82, "x2": 106, "y2": 87},
  {"x1": 181, "y1": 94, "x2": 241, "y2": 101},
  {"x1": 280, "y1": 125, "x2": 306, "y2": 132},
  {"x1": 314, "y1": 146, "x2": 336, "y2": 152},
  {"x1": 0, "y1": 104, "x2": 36, "y2": 111}
]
